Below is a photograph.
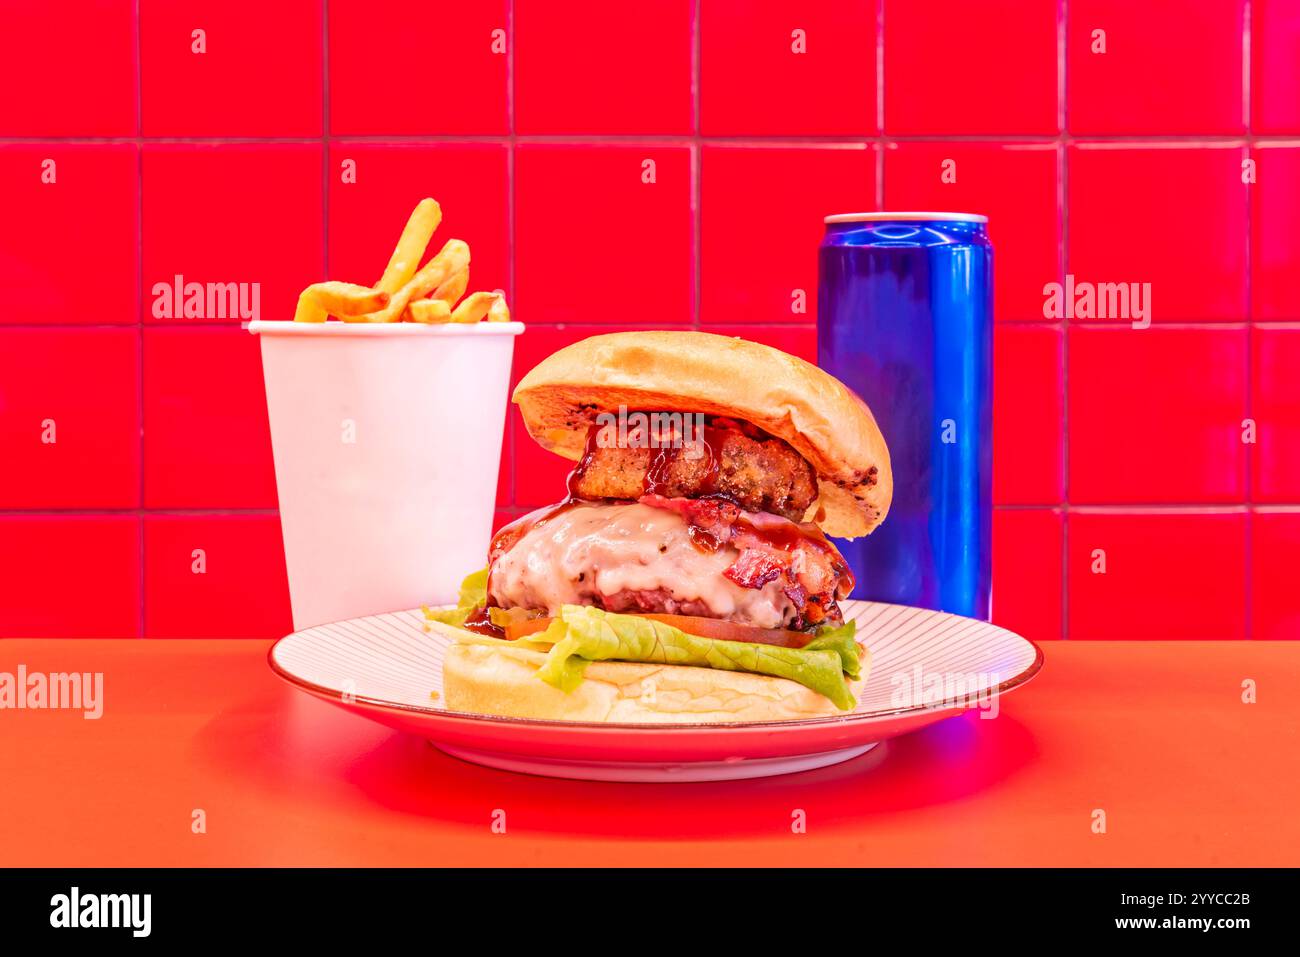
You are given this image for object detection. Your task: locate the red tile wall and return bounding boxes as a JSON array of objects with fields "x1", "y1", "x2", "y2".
[{"x1": 1, "y1": 1, "x2": 1295, "y2": 641}]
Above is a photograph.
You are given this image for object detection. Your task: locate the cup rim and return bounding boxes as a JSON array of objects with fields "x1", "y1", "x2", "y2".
[{"x1": 248, "y1": 320, "x2": 525, "y2": 337}]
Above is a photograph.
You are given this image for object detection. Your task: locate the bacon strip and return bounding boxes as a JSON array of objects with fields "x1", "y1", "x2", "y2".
[
  {"x1": 723, "y1": 548, "x2": 786, "y2": 589},
  {"x1": 639, "y1": 493, "x2": 854, "y2": 628}
]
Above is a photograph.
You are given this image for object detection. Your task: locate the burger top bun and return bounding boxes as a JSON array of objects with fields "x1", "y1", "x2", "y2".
[{"x1": 512, "y1": 330, "x2": 892, "y2": 538}]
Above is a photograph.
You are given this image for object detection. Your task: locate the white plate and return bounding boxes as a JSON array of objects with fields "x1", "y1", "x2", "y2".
[{"x1": 269, "y1": 600, "x2": 1042, "y2": 782}]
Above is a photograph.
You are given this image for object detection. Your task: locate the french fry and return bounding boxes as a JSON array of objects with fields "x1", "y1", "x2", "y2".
[
  {"x1": 407, "y1": 299, "x2": 452, "y2": 323},
  {"x1": 401, "y1": 265, "x2": 471, "y2": 319},
  {"x1": 449, "y1": 290, "x2": 501, "y2": 324},
  {"x1": 405, "y1": 269, "x2": 473, "y2": 321},
  {"x1": 376, "y1": 198, "x2": 441, "y2": 294},
  {"x1": 293, "y1": 199, "x2": 507, "y2": 325},
  {"x1": 351, "y1": 239, "x2": 471, "y2": 322},
  {"x1": 293, "y1": 291, "x2": 327, "y2": 323},
  {"x1": 295, "y1": 281, "x2": 390, "y2": 320},
  {"x1": 431, "y1": 265, "x2": 469, "y2": 306}
]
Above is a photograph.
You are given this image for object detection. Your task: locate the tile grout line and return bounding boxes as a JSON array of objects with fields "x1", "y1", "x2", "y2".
[
  {"x1": 10, "y1": 502, "x2": 1290, "y2": 516},
  {"x1": 10, "y1": 133, "x2": 1299, "y2": 145},
  {"x1": 1243, "y1": 0, "x2": 1254, "y2": 639},
  {"x1": 322, "y1": 0, "x2": 331, "y2": 278},
  {"x1": 506, "y1": 0, "x2": 517, "y2": 509},
  {"x1": 9, "y1": 319, "x2": 1284, "y2": 331},
  {"x1": 692, "y1": 0, "x2": 701, "y2": 331},
  {"x1": 3, "y1": 509, "x2": 284, "y2": 517},
  {"x1": 1059, "y1": 0, "x2": 1070, "y2": 640},
  {"x1": 135, "y1": 0, "x2": 145, "y2": 639},
  {"x1": 875, "y1": 0, "x2": 885, "y2": 208}
]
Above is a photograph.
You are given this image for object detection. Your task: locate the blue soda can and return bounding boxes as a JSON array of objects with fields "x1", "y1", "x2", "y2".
[{"x1": 817, "y1": 213, "x2": 993, "y2": 619}]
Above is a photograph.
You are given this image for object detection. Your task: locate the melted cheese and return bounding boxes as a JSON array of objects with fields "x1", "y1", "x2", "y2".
[{"x1": 488, "y1": 502, "x2": 797, "y2": 629}]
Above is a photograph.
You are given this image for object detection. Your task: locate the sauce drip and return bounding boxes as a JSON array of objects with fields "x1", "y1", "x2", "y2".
[
  {"x1": 488, "y1": 499, "x2": 581, "y2": 565},
  {"x1": 564, "y1": 422, "x2": 605, "y2": 500},
  {"x1": 643, "y1": 494, "x2": 853, "y2": 592},
  {"x1": 642, "y1": 421, "x2": 728, "y2": 499},
  {"x1": 737, "y1": 513, "x2": 854, "y2": 594},
  {"x1": 566, "y1": 412, "x2": 754, "y2": 502},
  {"x1": 461, "y1": 603, "x2": 505, "y2": 638}
]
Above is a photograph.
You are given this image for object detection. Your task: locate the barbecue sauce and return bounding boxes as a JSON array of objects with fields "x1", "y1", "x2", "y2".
[
  {"x1": 488, "y1": 414, "x2": 855, "y2": 626},
  {"x1": 564, "y1": 421, "x2": 605, "y2": 500},
  {"x1": 477, "y1": 497, "x2": 587, "y2": 637},
  {"x1": 565, "y1": 411, "x2": 730, "y2": 501},
  {"x1": 641, "y1": 421, "x2": 727, "y2": 499},
  {"x1": 461, "y1": 603, "x2": 505, "y2": 638},
  {"x1": 489, "y1": 499, "x2": 581, "y2": 564},
  {"x1": 550, "y1": 415, "x2": 850, "y2": 577}
]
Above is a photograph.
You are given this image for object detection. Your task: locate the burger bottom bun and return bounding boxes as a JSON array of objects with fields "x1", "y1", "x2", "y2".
[{"x1": 442, "y1": 642, "x2": 865, "y2": 724}]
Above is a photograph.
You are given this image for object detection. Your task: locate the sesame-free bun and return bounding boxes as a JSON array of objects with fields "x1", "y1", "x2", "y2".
[
  {"x1": 512, "y1": 330, "x2": 891, "y2": 538},
  {"x1": 442, "y1": 641, "x2": 866, "y2": 724}
]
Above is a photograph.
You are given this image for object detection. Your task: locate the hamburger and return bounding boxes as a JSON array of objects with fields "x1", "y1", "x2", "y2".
[{"x1": 427, "y1": 331, "x2": 892, "y2": 723}]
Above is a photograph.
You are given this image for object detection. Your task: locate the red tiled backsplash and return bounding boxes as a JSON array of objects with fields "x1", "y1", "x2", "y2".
[{"x1": 1, "y1": 1, "x2": 1296, "y2": 640}]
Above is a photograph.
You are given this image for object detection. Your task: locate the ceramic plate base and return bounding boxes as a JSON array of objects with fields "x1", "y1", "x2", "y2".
[
  {"x1": 434, "y1": 741, "x2": 881, "y2": 782},
  {"x1": 269, "y1": 600, "x2": 1042, "y2": 782}
]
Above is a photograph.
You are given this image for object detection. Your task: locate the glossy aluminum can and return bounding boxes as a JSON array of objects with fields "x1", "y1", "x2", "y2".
[{"x1": 818, "y1": 212, "x2": 993, "y2": 619}]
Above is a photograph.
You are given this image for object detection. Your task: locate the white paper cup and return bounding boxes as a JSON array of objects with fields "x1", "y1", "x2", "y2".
[{"x1": 249, "y1": 320, "x2": 524, "y2": 631}]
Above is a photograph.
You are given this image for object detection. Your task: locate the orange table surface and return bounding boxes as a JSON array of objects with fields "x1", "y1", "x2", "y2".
[{"x1": 1, "y1": 638, "x2": 1297, "y2": 867}]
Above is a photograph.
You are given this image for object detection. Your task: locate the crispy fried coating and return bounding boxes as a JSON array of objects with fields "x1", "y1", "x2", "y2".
[{"x1": 570, "y1": 425, "x2": 818, "y2": 520}]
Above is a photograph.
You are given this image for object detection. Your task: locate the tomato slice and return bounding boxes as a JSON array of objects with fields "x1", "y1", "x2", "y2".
[
  {"x1": 504, "y1": 617, "x2": 554, "y2": 641},
  {"x1": 504, "y1": 612, "x2": 814, "y2": 648}
]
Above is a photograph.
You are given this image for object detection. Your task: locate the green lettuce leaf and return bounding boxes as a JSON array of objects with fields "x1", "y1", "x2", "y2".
[
  {"x1": 801, "y1": 620, "x2": 861, "y2": 680},
  {"x1": 422, "y1": 567, "x2": 488, "y2": 628},
  {"x1": 535, "y1": 606, "x2": 858, "y2": 710}
]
